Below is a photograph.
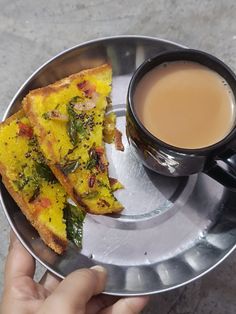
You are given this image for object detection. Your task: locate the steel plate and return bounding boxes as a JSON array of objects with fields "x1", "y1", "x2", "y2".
[{"x1": 1, "y1": 36, "x2": 236, "y2": 296}]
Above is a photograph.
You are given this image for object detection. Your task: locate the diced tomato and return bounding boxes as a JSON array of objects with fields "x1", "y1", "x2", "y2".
[
  {"x1": 88, "y1": 175, "x2": 96, "y2": 188},
  {"x1": 98, "y1": 152, "x2": 108, "y2": 173},
  {"x1": 40, "y1": 197, "x2": 52, "y2": 208},
  {"x1": 84, "y1": 85, "x2": 96, "y2": 97},
  {"x1": 18, "y1": 122, "x2": 33, "y2": 138},
  {"x1": 95, "y1": 147, "x2": 104, "y2": 155},
  {"x1": 109, "y1": 177, "x2": 118, "y2": 186},
  {"x1": 34, "y1": 197, "x2": 51, "y2": 212},
  {"x1": 77, "y1": 80, "x2": 87, "y2": 89},
  {"x1": 98, "y1": 159, "x2": 106, "y2": 173}
]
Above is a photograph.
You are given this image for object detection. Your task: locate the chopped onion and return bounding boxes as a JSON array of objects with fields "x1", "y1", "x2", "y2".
[
  {"x1": 46, "y1": 110, "x2": 68, "y2": 121},
  {"x1": 74, "y1": 99, "x2": 96, "y2": 111}
]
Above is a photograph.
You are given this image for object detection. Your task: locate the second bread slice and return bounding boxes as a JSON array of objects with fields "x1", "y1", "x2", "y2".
[{"x1": 23, "y1": 64, "x2": 123, "y2": 214}]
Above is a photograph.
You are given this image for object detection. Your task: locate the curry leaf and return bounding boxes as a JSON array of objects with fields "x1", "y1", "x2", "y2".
[
  {"x1": 35, "y1": 162, "x2": 57, "y2": 183},
  {"x1": 64, "y1": 203, "x2": 85, "y2": 247},
  {"x1": 75, "y1": 120, "x2": 86, "y2": 135},
  {"x1": 13, "y1": 177, "x2": 30, "y2": 190},
  {"x1": 60, "y1": 160, "x2": 80, "y2": 175},
  {"x1": 29, "y1": 185, "x2": 40, "y2": 203},
  {"x1": 86, "y1": 158, "x2": 97, "y2": 170},
  {"x1": 82, "y1": 191, "x2": 99, "y2": 199},
  {"x1": 67, "y1": 118, "x2": 78, "y2": 146},
  {"x1": 67, "y1": 103, "x2": 79, "y2": 145}
]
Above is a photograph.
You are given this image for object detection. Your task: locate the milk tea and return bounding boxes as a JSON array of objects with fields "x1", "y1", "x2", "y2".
[{"x1": 134, "y1": 61, "x2": 235, "y2": 149}]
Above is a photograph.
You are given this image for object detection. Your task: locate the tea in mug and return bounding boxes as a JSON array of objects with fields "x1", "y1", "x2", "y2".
[{"x1": 134, "y1": 61, "x2": 235, "y2": 149}]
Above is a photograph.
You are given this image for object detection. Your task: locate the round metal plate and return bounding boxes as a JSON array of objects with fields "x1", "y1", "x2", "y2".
[{"x1": 1, "y1": 36, "x2": 236, "y2": 296}]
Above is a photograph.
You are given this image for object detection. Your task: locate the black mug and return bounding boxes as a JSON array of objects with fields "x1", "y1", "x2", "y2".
[{"x1": 126, "y1": 49, "x2": 236, "y2": 191}]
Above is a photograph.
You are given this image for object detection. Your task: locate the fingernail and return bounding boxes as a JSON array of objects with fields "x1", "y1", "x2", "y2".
[{"x1": 90, "y1": 265, "x2": 107, "y2": 274}]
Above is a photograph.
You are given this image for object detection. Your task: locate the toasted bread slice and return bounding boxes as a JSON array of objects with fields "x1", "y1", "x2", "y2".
[
  {"x1": 23, "y1": 64, "x2": 123, "y2": 214},
  {"x1": 0, "y1": 110, "x2": 67, "y2": 254}
]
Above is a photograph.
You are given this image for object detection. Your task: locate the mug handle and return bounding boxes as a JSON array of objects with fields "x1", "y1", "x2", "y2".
[{"x1": 204, "y1": 148, "x2": 236, "y2": 190}]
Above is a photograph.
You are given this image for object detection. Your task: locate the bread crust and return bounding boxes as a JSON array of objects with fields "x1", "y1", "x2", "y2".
[{"x1": 23, "y1": 64, "x2": 112, "y2": 99}]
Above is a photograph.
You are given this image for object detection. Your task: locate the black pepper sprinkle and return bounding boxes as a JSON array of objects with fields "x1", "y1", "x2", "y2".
[{"x1": 49, "y1": 217, "x2": 52, "y2": 222}]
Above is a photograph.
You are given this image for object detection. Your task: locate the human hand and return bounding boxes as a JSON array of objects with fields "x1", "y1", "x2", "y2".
[{"x1": 1, "y1": 231, "x2": 149, "y2": 314}]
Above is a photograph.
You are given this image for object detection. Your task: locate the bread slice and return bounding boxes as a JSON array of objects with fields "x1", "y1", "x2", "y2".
[
  {"x1": 0, "y1": 110, "x2": 67, "y2": 254},
  {"x1": 23, "y1": 64, "x2": 123, "y2": 214}
]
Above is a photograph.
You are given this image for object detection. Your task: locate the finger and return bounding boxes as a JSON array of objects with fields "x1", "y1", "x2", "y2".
[
  {"x1": 39, "y1": 270, "x2": 61, "y2": 293},
  {"x1": 99, "y1": 296, "x2": 150, "y2": 314},
  {"x1": 86, "y1": 294, "x2": 119, "y2": 314},
  {"x1": 4, "y1": 230, "x2": 35, "y2": 286},
  {"x1": 46, "y1": 265, "x2": 107, "y2": 312}
]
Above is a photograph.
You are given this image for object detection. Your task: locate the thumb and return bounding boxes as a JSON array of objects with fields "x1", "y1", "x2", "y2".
[
  {"x1": 5, "y1": 230, "x2": 35, "y2": 287},
  {"x1": 44, "y1": 266, "x2": 107, "y2": 313}
]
